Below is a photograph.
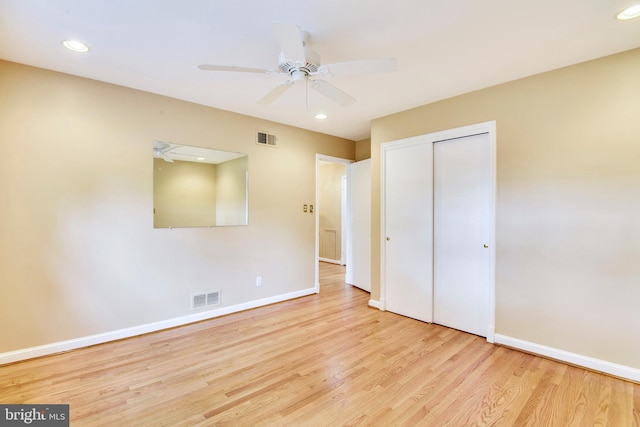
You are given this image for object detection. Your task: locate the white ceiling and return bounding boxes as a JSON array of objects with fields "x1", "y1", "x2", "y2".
[{"x1": 1, "y1": 0, "x2": 639, "y2": 141}]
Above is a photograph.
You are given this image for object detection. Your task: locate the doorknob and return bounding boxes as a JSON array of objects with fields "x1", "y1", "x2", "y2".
[
  {"x1": 387, "y1": 237, "x2": 391, "y2": 241},
  {"x1": 483, "y1": 244, "x2": 489, "y2": 248}
]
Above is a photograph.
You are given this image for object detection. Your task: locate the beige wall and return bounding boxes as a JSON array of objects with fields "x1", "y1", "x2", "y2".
[
  {"x1": 0, "y1": 60, "x2": 354, "y2": 354},
  {"x1": 216, "y1": 156, "x2": 248, "y2": 226},
  {"x1": 153, "y1": 158, "x2": 218, "y2": 227},
  {"x1": 355, "y1": 138, "x2": 371, "y2": 161},
  {"x1": 371, "y1": 48, "x2": 640, "y2": 369},
  {"x1": 319, "y1": 162, "x2": 347, "y2": 260}
]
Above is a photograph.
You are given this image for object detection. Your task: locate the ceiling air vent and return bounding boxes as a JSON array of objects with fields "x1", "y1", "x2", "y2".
[{"x1": 257, "y1": 131, "x2": 277, "y2": 147}]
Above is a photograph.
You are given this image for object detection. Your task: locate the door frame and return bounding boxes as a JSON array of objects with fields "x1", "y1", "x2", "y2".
[
  {"x1": 315, "y1": 154, "x2": 354, "y2": 293},
  {"x1": 380, "y1": 121, "x2": 496, "y2": 342}
]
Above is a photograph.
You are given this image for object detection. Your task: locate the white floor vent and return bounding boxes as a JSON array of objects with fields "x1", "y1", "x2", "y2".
[
  {"x1": 256, "y1": 131, "x2": 277, "y2": 147},
  {"x1": 191, "y1": 290, "x2": 220, "y2": 310}
]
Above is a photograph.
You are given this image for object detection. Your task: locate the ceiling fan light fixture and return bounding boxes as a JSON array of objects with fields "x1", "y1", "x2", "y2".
[
  {"x1": 315, "y1": 113, "x2": 328, "y2": 120},
  {"x1": 617, "y1": 4, "x2": 640, "y2": 20},
  {"x1": 62, "y1": 40, "x2": 89, "y2": 52}
]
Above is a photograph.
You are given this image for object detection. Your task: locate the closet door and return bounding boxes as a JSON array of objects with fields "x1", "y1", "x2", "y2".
[
  {"x1": 383, "y1": 140, "x2": 433, "y2": 322},
  {"x1": 433, "y1": 133, "x2": 491, "y2": 336}
]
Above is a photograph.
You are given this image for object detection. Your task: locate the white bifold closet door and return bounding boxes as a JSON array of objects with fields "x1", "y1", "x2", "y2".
[{"x1": 433, "y1": 133, "x2": 491, "y2": 337}]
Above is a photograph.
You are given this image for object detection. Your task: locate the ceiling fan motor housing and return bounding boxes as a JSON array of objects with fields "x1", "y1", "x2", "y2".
[{"x1": 278, "y1": 50, "x2": 320, "y2": 81}]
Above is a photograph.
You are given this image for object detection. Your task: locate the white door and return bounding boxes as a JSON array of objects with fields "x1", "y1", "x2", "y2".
[
  {"x1": 433, "y1": 133, "x2": 491, "y2": 336},
  {"x1": 348, "y1": 159, "x2": 371, "y2": 291},
  {"x1": 383, "y1": 140, "x2": 433, "y2": 322}
]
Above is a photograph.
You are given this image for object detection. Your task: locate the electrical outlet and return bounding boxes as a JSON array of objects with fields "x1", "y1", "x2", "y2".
[
  {"x1": 303, "y1": 204, "x2": 308, "y2": 213},
  {"x1": 256, "y1": 276, "x2": 262, "y2": 287}
]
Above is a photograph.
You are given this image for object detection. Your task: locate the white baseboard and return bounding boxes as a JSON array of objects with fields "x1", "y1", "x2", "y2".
[
  {"x1": 0, "y1": 287, "x2": 316, "y2": 366},
  {"x1": 368, "y1": 299, "x2": 382, "y2": 309},
  {"x1": 494, "y1": 334, "x2": 640, "y2": 383},
  {"x1": 486, "y1": 326, "x2": 495, "y2": 344}
]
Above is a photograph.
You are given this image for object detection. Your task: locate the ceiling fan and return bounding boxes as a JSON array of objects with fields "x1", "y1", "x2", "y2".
[
  {"x1": 153, "y1": 141, "x2": 174, "y2": 162},
  {"x1": 198, "y1": 22, "x2": 397, "y2": 107}
]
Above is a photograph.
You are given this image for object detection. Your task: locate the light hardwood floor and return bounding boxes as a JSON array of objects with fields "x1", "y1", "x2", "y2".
[{"x1": 2, "y1": 262, "x2": 639, "y2": 426}]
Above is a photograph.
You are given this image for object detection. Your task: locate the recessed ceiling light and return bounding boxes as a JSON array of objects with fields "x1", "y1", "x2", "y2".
[
  {"x1": 617, "y1": 4, "x2": 640, "y2": 20},
  {"x1": 197, "y1": 157, "x2": 206, "y2": 161},
  {"x1": 315, "y1": 113, "x2": 328, "y2": 120},
  {"x1": 62, "y1": 40, "x2": 89, "y2": 52}
]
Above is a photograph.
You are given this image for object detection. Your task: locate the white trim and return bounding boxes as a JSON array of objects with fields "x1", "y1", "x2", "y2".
[
  {"x1": 486, "y1": 122, "x2": 497, "y2": 344},
  {"x1": 341, "y1": 175, "x2": 348, "y2": 267},
  {"x1": 486, "y1": 326, "x2": 495, "y2": 344},
  {"x1": 0, "y1": 288, "x2": 316, "y2": 366},
  {"x1": 380, "y1": 146, "x2": 386, "y2": 311},
  {"x1": 315, "y1": 155, "x2": 320, "y2": 294},
  {"x1": 368, "y1": 299, "x2": 382, "y2": 309},
  {"x1": 380, "y1": 121, "x2": 497, "y2": 342},
  {"x1": 495, "y1": 334, "x2": 640, "y2": 383}
]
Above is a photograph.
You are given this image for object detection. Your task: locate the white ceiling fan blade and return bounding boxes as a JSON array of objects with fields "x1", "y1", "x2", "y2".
[
  {"x1": 153, "y1": 152, "x2": 174, "y2": 163},
  {"x1": 310, "y1": 80, "x2": 356, "y2": 106},
  {"x1": 153, "y1": 140, "x2": 171, "y2": 150},
  {"x1": 272, "y1": 22, "x2": 306, "y2": 64},
  {"x1": 198, "y1": 64, "x2": 275, "y2": 74},
  {"x1": 153, "y1": 141, "x2": 176, "y2": 162},
  {"x1": 257, "y1": 81, "x2": 294, "y2": 104},
  {"x1": 317, "y1": 58, "x2": 398, "y2": 77}
]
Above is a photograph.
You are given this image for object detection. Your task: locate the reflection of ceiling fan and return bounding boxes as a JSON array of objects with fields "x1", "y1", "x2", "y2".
[
  {"x1": 153, "y1": 141, "x2": 174, "y2": 163},
  {"x1": 198, "y1": 22, "x2": 397, "y2": 106}
]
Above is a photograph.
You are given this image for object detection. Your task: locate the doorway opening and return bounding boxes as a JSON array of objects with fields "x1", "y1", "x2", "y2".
[{"x1": 315, "y1": 155, "x2": 353, "y2": 292}]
